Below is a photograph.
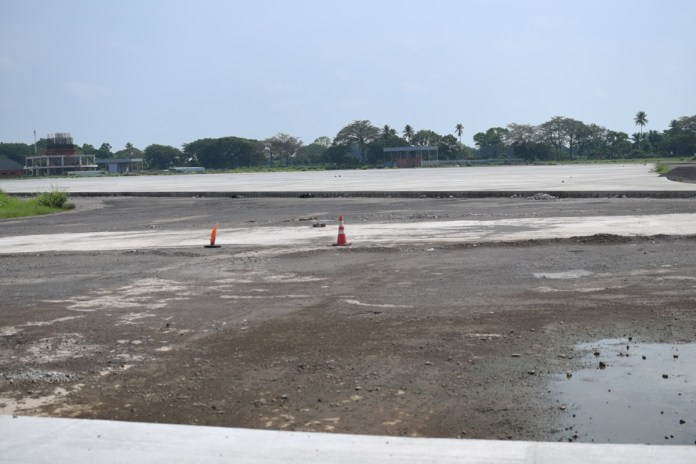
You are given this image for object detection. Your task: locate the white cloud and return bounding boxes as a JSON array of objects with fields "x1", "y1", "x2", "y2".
[{"x1": 64, "y1": 82, "x2": 112, "y2": 101}]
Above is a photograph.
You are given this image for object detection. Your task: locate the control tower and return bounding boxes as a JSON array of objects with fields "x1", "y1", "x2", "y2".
[{"x1": 25, "y1": 133, "x2": 98, "y2": 176}]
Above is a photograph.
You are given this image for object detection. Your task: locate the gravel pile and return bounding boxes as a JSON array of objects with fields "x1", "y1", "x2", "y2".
[
  {"x1": 527, "y1": 193, "x2": 559, "y2": 201},
  {"x1": 3, "y1": 368, "x2": 71, "y2": 384}
]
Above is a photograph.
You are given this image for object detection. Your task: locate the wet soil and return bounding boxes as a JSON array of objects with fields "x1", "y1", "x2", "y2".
[
  {"x1": 665, "y1": 165, "x2": 696, "y2": 183},
  {"x1": 1, "y1": 197, "x2": 696, "y2": 442}
]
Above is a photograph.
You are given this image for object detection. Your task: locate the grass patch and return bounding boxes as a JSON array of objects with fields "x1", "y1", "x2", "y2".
[
  {"x1": 653, "y1": 162, "x2": 671, "y2": 174},
  {"x1": 0, "y1": 189, "x2": 75, "y2": 219},
  {"x1": 35, "y1": 189, "x2": 71, "y2": 208}
]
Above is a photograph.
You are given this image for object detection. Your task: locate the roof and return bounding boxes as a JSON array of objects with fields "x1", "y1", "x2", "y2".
[
  {"x1": 96, "y1": 158, "x2": 144, "y2": 163},
  {"x1": 0, "y1": 156, "x2": 24, "y2": 170},
  {"x1": 383, "y1": 146, "x2": 438, "y2": 153}
]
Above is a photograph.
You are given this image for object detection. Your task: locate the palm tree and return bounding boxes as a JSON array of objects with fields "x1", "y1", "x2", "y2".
[
  {"x1": 454, "y1": 123, "x2": 464, "y2": 144},
  {"x1": 403, "y1": 125, "x2": 414, "y2": 144},
  {"x1": 634, "y1": 111, "x2": 648, "y2": 151},
  {"x1": 382, "y1": 124, "x2": 396, "y2": 137}
]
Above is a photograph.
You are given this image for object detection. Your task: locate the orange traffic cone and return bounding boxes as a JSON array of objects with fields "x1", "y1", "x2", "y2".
[
  {"x1": 204, "y1": 223, "x2": 221, "y2": 248},
  {"x1": 333, "y1": 215, "x2": 350, "y2": 246}
]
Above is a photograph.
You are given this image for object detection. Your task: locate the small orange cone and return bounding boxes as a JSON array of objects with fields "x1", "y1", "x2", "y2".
[
  {"x1": 333, "y1": 215, "x2": 350, "y2": 246},
  {"x1": 204, "y1": 223, "x2": 221, "y2": 248}
]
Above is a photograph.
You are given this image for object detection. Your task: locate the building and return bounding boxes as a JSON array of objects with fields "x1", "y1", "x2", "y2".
[
  {"x1": 96, "y1": 158, "x2": 145, "y2": 174},
  {"x1": 0, "y1": 157, "x2": 25, "y2": 178},
  {"x1": 383, "y1": 146, "x2": 439, "y2": 168},
  {"x1": 25, "y1": 133, "x2": 98, "y2": 176}
]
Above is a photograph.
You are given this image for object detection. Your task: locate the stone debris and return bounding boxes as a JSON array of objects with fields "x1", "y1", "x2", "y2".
[
  {"x1": 3, "y1": 369, "x2": 71, "y2": 384},
  {"x1": 527, "y1": 193, "x2": 558, "y2": 201}
]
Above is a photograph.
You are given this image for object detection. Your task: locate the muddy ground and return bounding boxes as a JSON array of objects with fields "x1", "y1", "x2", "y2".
[
  {"x1": 1, "y1": 196, "x2": 696, "y2": 443},
  {"x1": 665, "y1": 165, "x2": 696, "y2": 183}
]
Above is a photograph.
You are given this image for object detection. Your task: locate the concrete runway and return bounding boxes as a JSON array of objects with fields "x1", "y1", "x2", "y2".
[
  {"x1": 2, "y1": 213, "x2": 696, "y2": 254},
  {"x1": 2, "y1": 164, "x2": 696, "y2": 193}
]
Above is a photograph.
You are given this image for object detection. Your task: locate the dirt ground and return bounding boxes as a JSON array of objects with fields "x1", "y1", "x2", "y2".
[
  {"x1": 665, "y1": 165, "x2": 696, "y2": 183},
  {"x1": 1, "y1": 196, "x2": 696, "y2": 443}
]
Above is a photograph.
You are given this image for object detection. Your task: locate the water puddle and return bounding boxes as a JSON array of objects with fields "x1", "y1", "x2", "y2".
[
  {"x1": 533, "y1": 270, "x2": 594, "y2": 279},
  {"x1": 551, "y1": 338, "x2": 696, "y2": 445}
]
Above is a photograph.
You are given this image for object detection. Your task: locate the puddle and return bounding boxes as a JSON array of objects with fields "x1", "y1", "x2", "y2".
[
  {"x1": 342, "y1": 299, "x2": 413, "y2": 309},
  {"x1": 262, "y1": 273, "x2": 327, "y2": 283},
  {"x1": 533, "y1": 270, "x2": 593, "y2": 279},
  {"x1": 0, "y1": 385, "x2": 81, "y2": 415},
  {"x1": 552, "y1": 338, "x2": 696, "y2": 445}
]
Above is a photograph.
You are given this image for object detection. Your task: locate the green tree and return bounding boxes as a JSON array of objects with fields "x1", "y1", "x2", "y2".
[
  {"x1": 634, "y1": 111, "x2": 648, "y2": 151},
  {"x1": 334, "y1": 120, "x2": 380, "y2": 163},
  {"x1": 324, "y1": 144, "x2": 355, "y2": 167},
  {"x1": 402, "y1": 124, "x2": 414, "y2": 143},
  {"x1": 264, "y1": 133, "x2": 303, "y2": 166},
  {"x1": 113, "y1": 142, "x2": 144, "y2": 159},
  {"x1": 438, "y1": 134, "x2": 460, "y2": 159},
  {"x1": 144, "y1": 144, "x2": 183, "y2": 169},
  {"x1": 605, "y1": 130, "x2": 631, "y2": 158},
  {"x1": 410, "y1": 129, "x2": 442, "y2": 147},
  {"x1": 294, "y1": 136, "x2": 332, "y2": 165},
  {"x1": 539, "y1": 117, "x2": 570, "y2": 161},
  {"x1": 473, "y1": 127, "x2": 509, "y2": 158},
  {"x1": 365, "y1": 128, "x2": 409, "y2": 165},
  {"x1": 296, "y1": 142, "x2": 328, "y2": 165},
  {"x1": 32, "y1": 138, "x2": 48, "y2": 155},
  {"x1": 562, "y1": 118, "x2": 589, "y2": 160},
  {"x1": 97, "y1": 143, "x2": 113, "y2": 158},
  {"x1": 184, "y1": 137, "x2": 265, "y2": 169},
  {"x1": 81, "y1": 143, "x2": 97, "y2": 154},
  {"x1": 313, "y1": 136, "x2": 333, "y2": 147},
  {"x1": 0, "y1": 143, "x2": 32, "y2": 165},
  {"x1": 664, "y1": 115, "x2": 696, "y2": 156},
  {"x1": 454, "y1": 123, "x2": 464, "y2": 144},
  {"x1": 506, "y1": 123, "x2": 542, "y2": 161},
  {"x1": 575, "y1": 123, "x2": 606, "y2": 159}
]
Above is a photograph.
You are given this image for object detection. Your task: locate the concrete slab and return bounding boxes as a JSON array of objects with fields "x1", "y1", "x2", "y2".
[
  {"x1": 2, "y1": 164, "x2": 695, "y2": 194},
  {"x1": 1, "y1": 213, "x2": 695, "y2": 254},
  {"x1": 1, "y1": 416, "x2": 694, "y2": 464}
]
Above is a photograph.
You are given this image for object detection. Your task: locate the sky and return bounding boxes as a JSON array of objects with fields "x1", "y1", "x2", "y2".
[{"x1": 1, "y1": 0, "x2": 695, "y2": 151}]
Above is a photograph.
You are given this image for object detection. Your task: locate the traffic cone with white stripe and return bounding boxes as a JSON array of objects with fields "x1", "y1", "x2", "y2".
[{"x1": 333, "y1": 215, "x2": 350, "y2": 246}]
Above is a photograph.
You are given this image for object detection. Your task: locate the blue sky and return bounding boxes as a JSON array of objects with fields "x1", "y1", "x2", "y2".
[{"x1": 1, "y1": 0, "x2": 694, "y2": 151}]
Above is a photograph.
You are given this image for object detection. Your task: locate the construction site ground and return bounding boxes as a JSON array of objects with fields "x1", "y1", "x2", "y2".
[{"x1": 1, "y1": 195, "x2": 696, "y2": 444}]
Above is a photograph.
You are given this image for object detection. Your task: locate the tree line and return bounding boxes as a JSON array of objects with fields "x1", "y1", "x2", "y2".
[
  {"x1": 1, "y1": 112, "x2": 694, "y2": 171},
  {"x1": 477, "y1": 113, "x2": 696, "y2": 162}
]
